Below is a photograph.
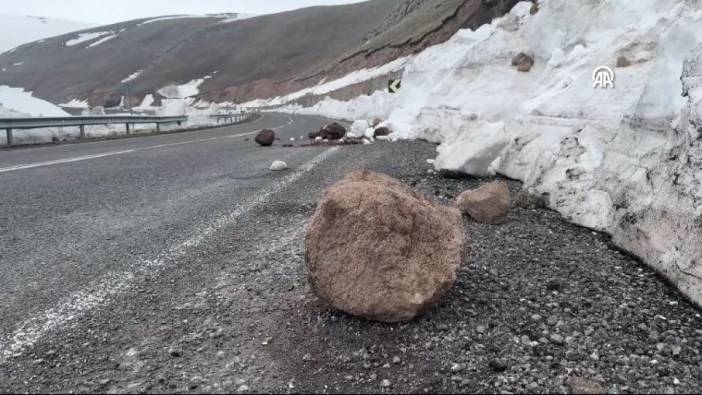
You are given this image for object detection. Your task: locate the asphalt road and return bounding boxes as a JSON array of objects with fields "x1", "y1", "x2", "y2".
[{"x1": 1, "y1": 113, "x2": 701, "y2": 393}]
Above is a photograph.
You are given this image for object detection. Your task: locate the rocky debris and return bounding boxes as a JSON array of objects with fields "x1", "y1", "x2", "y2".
[
  {"x1": 319, "y1": 122, "x2": 347, "y2": 140},
  {"x1": 512, "y1": 189, "x2": 550, "y2": 210},
  {"x1": 529, "y1": 2, "x2": 539, "y2": 15},
  {"x1": 308, "y1": 130, "x2": 321, "y2": 140},
  {"x1": 255, "y1": 129, "x2": 276, "y2": 147},
  {"x1": 454, "y1": 181, "x2": 511, "y2": 224},
  {"x1": 374, "y1": 127, "x2": 392, "y2": 138},
  {"x1": 270, "y1": 161, "x2": 288, "y2": 171},
  {"x1": 372, "y1": 117, "x2": 383, "y2": 127},
  {"x1": 616, "y1": 55, "x2": 632, "y2": 67},
  {"x1": 512, "y1": 52, "x2": 534, "y2": 72},
  {"x1": 305, "y1": 170, "x2": 466, "y2": 322}
]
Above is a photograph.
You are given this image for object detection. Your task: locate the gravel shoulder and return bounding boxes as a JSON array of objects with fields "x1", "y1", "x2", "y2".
[{"x1": 1, "y1": 140, "x2": 701, "y2": 394}]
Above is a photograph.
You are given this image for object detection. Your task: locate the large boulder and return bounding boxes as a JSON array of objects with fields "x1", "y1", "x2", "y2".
[
  {"x1": 320, "y1": 122, "x2": 347, "y2": 140},
  {"x1": 255, "y1": 129, "x2": 276, "y2": 146},
  {"x1": 305, "y1": 171, "x2": 466, "y2": 323},
  {"x1": 454, "y1": 181, "x2": 511, "y2": 224}
]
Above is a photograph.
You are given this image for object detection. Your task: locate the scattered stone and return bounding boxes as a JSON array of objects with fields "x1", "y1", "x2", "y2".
[
  {"x1": 450, "y1": 363, "x2": 464, "y2": 373},
  {"x1": 305, "y1": 171, "x2": 465, "y2": 323},
  {"x1": 392, "y1": 356, "x2": 402, "y2": 364},
  {"x1": 566, "y1": 377, "x2": 606, "y2": 395},
  {"x1": 308, "y1": 130, "x2": 321, "y2": 139},
  {"x1": 616, "y1": 56, "x2": 631, "y2": 68},
  {"x1": 302, "y1": 353, "x2": 312, "y2": 362},
  {"x1": 318, "y1": 122, "x2": 347, "y2": 140},
  {"x1": 254, "y1": 129, "x2": 275, "y2": 146},
  {"x1": 530, "y1": 2, "x2": 539, "y2": 15},
  {"x1": 270, "y1": 161, "x2": 288, "y2": 171},
  {"x1": 489, "y1": 358, "x2": 508, "y2": 372},
  {"x1": 546, "y1": 279, "x2": 563, "y2": 292},
  {"x1": 549, "y1": 334, "x2": 565, "y2": 345},
  {"x1": 454, "y1": 181, "x2": 511, "y2": 224},
  {"x1": 372, "y1": 117, "x2": 383, "y2": 127},
  {"x1": 374, "y1": 127, "x2": 392, "y2": 138},
  {"x1": 380, "y1": 379, "x2": 392, "y2": 388},
  {"x1": 237, "y1": 384, "x2": 250, "y2": 393},
  {"x1": 168, "y1": 348, "x2": 182, "y2": 358},
  {"x1": 512, "y1": 52, "x2": 535, "y2": 72},
  {"x1": 513, "y1": 190, "x2": 550, "y2": 209}
]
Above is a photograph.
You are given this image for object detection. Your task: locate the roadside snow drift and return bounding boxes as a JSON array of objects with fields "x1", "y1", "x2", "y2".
[{"x1": 286, "y1": 1, "x2": 702, "y2": 306}]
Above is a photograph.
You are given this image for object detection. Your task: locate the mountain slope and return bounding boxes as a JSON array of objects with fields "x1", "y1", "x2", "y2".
[
  {"x1": 0, "y1": 0, "x2": 518, "y2": 108},
  {"x1": 0, "y1": 14, "x2": 92, "y2": 53}
]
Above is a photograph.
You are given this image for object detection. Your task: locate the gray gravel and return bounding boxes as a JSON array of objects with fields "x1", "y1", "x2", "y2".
[{"x1": 1, "y1": 133, "x2": 701, "y2": 394}]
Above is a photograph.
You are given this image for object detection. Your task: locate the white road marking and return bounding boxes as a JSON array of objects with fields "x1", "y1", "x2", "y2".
[
  {"x1": 0, "y1": 146, "x2": 339, "y2": 363},
  {"x1": 0, "y1": 114, "x2": 290, "y2": 174}
]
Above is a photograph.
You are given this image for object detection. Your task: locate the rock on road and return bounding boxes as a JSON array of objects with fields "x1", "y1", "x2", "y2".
[{"x1": 1, "y1": 113, "x2": 702, "y2": 393}]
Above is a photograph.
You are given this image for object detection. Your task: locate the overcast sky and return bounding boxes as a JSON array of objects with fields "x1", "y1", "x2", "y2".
[{"x1": 5, "y1": 0, "x2": 368, "y2": 25}]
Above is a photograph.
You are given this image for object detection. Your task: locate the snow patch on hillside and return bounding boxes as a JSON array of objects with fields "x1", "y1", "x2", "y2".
[
  {"x1": 121, "y1": 70, "x2": 143, "y2": 84},
  {"x1": 158, "y1": 76, "x2": 211, "y2": 99},
  {"x1": 244, "y1": 57, "x2": 409, "y2": 107},
  {"x1": 0, "y1": 14, "x2": 92, "y2": 53},
  {"x1": 65, "y1": 32, "x2": 111, "y2": 47},
  {"x1": 281, "y1": 0, "x2": 702, "y2": 306}
]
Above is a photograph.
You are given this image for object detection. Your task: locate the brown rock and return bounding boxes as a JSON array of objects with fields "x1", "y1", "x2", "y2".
[
  {"x1": 374, "y1": 127, "x2": 392, "y2": 138},
  {"x1": 512, "y1": 52, "x2": 534, "y2": 72},
  {"x1": 616, "y1": 55, "x2": 631, "y2": 68},
  {"x1": 320, "y1": 122, "x2": 347, "y2": 140},
  {"x1": 305, "y1": 171, "x2": 466, "y2": 323},
  {"x1": 454, "y1": 181, "x2": 511, "y2": 224},
  {"x1": 529, "y1": 2, "x2": 539, "y2": 15},
  {"x1": 255, "y1": 129, "x2": 275, "y2": 146}
]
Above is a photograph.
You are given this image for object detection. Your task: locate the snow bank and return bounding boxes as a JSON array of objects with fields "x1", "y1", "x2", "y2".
[
  {"x1": 285, "y1": 0, "x2": 702, "y2": 306},
  {"x1": 0, "y1": 86, "x2": 70, "y2": 116}
]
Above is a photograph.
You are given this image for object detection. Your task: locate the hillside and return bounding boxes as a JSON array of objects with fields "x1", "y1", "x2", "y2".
[
  {"x1": 0, "y1": 14, "x2": 92, "y2": 53},
  {"x1": 0, "y1": 0, "x2": 518, "y2": 108}
]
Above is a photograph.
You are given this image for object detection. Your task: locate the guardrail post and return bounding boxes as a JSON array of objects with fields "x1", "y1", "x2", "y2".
[
  {"x1": 156, "y1": 123, "x2": 161, "y2": 133},
  {"x1": 6, "y1": 128, "x2": 12, "y2": 146},
  {"x1": 79, "y1": 125, "x2": 85, "y2": 139},
  {"x1": 126, "y1": 123, "x2": 131, "y2": 135}
]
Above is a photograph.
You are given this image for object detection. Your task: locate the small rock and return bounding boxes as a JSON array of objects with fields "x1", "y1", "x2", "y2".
[
  {"x1": 380, "y1": 379, "x2": 392, "y2": 388},
  {"x1": 270, "y1": 161, "x2": 288, "y2": 171},
  {"x1": 168, "y1": 348, "x2": 182, "y2": 358},
  {"x1": 302, "y1": 353, "x2": 312, "y2": 362},
  {"x1": 392, "y1": 356, "x2": 401, "y2": 364},
  {"x1": 237, "y1": 384, "x2": 250, "y2": 393},
  {"x1": 451, "y1": 363, "x2": 464, "y2": 373},
  {"x1": 549, "y1": 334, "x2": 565, "y2": 345},
  {"x1": 489, "y1": 358, "x2": 508, "y2": 372},
  {"x1": 254, "y1": 129, "x2": 275, "y2": 146},
  {"x1": 374, "y1": 127, "x2": 392, "y2": 138},
  {"x1": 616, "y1": 56, "x2": 631, "y2": 68},
  {"x1": 566, "y1": 377, "x2": 606, "y2": 395},
  {"x1": 454, "y1": 181, "x2": 511, "y2": 224},
  {"x1": 512, "y1": 52, "x2": 535, "y2": 72}
]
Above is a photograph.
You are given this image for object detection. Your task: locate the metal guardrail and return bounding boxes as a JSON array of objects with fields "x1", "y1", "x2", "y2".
[
  {"x1": 1, "y1": 115, "x2": 187, "y2": 146},
  {"x1": 210, "y1": 112, "x2": 257, "y2": 124},
  {"x1": 1, "y1": 112, "x2": 259, "y2": 147}
]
